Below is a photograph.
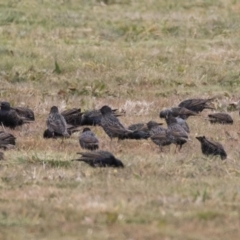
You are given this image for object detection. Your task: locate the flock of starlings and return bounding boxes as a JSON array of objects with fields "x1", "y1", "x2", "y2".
[{"x1": 0, "y1": 97, "x2": 235, "y2": 167}]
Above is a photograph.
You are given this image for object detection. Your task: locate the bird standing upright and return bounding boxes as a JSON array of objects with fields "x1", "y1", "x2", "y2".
[
  {"x1": 165, "y1": 114, "x2": 189, "y2": 151},
  {"x1": 46, "y1": 106, "x2": 70, "y2": 138}
]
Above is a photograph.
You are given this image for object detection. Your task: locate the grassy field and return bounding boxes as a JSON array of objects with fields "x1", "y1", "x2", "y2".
[{"x1": 1, "y1": 0, "x2": 240, "y2": 239}]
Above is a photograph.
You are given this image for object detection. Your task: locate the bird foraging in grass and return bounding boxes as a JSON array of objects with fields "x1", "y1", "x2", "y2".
[
  {"x1": 79, "y1": 127, "x2": 99, "y2": 150},
  {"x1": 14, "y1": 106, "x2": 35, "y2": 121},
  {"x1": 0, "y1": 131, "x2": 16, "y2": 149},
  {"x1": 61, "y1": 108, "x2": 83, "y2": 127},
  {"x1": 160, "y1": 107, "x2": 197, "y2": 120},
  {"x1": 81, "y1": 109, "x2": 121, "y2": 126},
  {"x1": 72, "y1": 150, "x2": 124, "y2": 168},
  {"x1": 178, "y1": 98, "x2": 215, "y2": 113},
  {"x1": 147, "y1": 121, "x2": 171, "y2": 150},
  {"x1": 165, "y1": 114, "x2": 189, "y2": 151},
  {"x1": 196, "y1": 136, "x2": 227, "y2": 160},
  {"x1": 207, "y1": 113, "x2": 233, "y2": 124},
  {"x1": 0, "y1": 101, "x2": 32, "y2": 129},
  {"x1": 126, "y1": 123, "x2": 150, "y2": 140},
  {"x1": 100, "y1": 105, "x2": 131, "y2": 140},
  {"x1": 46, "y1": 106, "x2": 70, "y2": 138}
]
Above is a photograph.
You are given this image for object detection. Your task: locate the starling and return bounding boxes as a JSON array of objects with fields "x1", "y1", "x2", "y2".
[
  {"x1": 81, "y1": 109, "x2": 121, "y2": 126},
  {"x1": 178, "y1": 98, "x2": 215, "y2": 113},
  {"x1": 0, "y1": 131, "x2": 16, "y2": 149},
  {"x1": 165, "y1": 114, "x2": 189, "y2": 150},
  {"x1": 118, "y1": 123, "x2": 150, "y2": 140},
  {"x1": 175, "y1": 117, "x2": 190, "y2": 133},
  {"x1": 128, "y1": 123, "x2": 148, "y2": 132},
  {"x1": 61, "y1": 108, "x2": 82, "y2": 126},
  {"x1": 100, "y1": 105, "x2": 131, "y2": 139},
  {"x1": 43, "y1": 125, "x2": 80, "y2": 139},
  {"x1": 147, "y1": 121, "x2": 171, "y2": 149},
  {"x1": 14, "y1": 106, "x2": 35, "y2": 121},
  {"x1": 0, "y1": 101, "x2": 31, "y2": 129},
  {"x1": 160, "y1": 107, "x2": 197, "y2": 119},
  {"x1": 73, "y1": 150, "x2": 124, "y2": 168},
  {"x1": 196, "y1": 136, "x2": 227, "y2": 160},
  {"x1": 0, "y1": 152, "x2": 3, "y2": 160},
  {"x1": 79, "y1": 127, "x2": 99, "y2": 150},
  {"x1": 208, "y1": 113, "x2": 233, "y2": 124},
  {"x1": 46, "y1": 106, "x2": 70, "y2": 138},
  {"x1": 147, "y1": 121, "x2": 164, "y2": 135}
]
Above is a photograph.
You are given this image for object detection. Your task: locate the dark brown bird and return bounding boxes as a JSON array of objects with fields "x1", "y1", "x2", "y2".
[
  {"x1": 43, "y1": 125, "x2": 80, "y2": 139},
  {"x1": 196, "y1": 136, "x2": 227, "y2": 160},
  {"x1": 79, "y1": 127, "x2": 99, "y2": 150},
  {"x1": 147, "y1": 121, "x2": 171, "y2": 150},
  {"x1": 174, "y1": 117, "x2": 190, "y2": 133},
  {"x1": 73, "y1": 151, "x2": 124, "y2": 168},
  {"x1": 0, "y1": 152, "x2": 3, "y2": 160},
  {"x1": 208, "y1": 113, "x2": 233, "y2": 124},
  {"x1": 61, "y1": 108, "x2": 82, "y2": 126},
  {"x1": 165, "y1": 114, "x2": 189, "y2": 151},
  {"x1": 178, "y1": 98, "x2": 215, "y2": 113},
  {"x1": 14, "y1": 106, "x2": 35, "y2": 121},
  {"x1": 81, "y1": 109, "x2": 121, "y2": 126},
  {"x1": 46, "y1": 106, "x2": 70, "y2": 138},
  {"x1": 128, "y1": 123, "x2": 148, "y2": 132},
  {"x1": 160, "y1": 107, "x2": 197, "y2": 119},
  {"x1": 0, "y1": 131, "x2": 16, "y2": 149},
  {"x1": 0, "y1": 102, "x2": 32, "y2": 129},
  {"x1": 100, "y1": 105, "x2": 131, "y2": 139},
  {"x1": 125, "y1": 123, "x2": 150, "y2": 140}
]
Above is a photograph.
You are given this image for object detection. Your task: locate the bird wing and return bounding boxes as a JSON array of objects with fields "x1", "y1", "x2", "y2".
[
  {"x1": 61, "y1": 108, "x2": 81, "y2": 117},
  {"x1": 14, "y1": 107, "x2": 35, "y2": 120},
  {"x1": 208, "y1": 113, "x2": 232, "y2": 122}
]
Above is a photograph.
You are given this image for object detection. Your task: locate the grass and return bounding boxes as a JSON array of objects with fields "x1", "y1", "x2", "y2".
[{"x1": 1, "y1": 0, "x2": 240, "y2": 239}]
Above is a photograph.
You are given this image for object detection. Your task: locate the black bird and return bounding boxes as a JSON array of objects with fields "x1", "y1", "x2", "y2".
[
  {"x1": 128, "y1": 123, "x2": 148, "y2": 132},
  {"x1": 61, "y1": 108, "x2": 82, "y2": 126},
  {"x1": 118, "y1": 123, "x2": 150, "y2": 140},
  {"x1": 178, "y1": 98, "x2": 215, "y2": 113},
  {"x1": 14, "y1": 106, "x2": 35, "y2": 121},
  {"x1": 79, "y1": 127, "x2": 99, "y2": 150},
  {"x1": 0, "y1": 131, "x2": 16, "y2": 149},
  {"x1": 160, "y1": 107, "x2": 197, "y2": 120},
  {"x1": 73, "y1": 151, "x2": 124, "y2": 168},
  {"x1": 196, "y1": 136, "x2": 227, "y2": 160},
  {"x1": 147, "y1": 121, "x2": 164, "y2": 135},
  {"x1": 43, "y1": 125, "x2": 80, "y2": 139},
  {"x1": 147, "y1": 121, "x2": 171, "y2": 150},
  {"x1": 0, "y1": 102, "x2": 32, "y2": 129},
  {"x1": 175, "y1": 117, "x2": 190, "y2": 133},
  {"x1": 165, "y1": 114, "x2": 189, "y2": 151},
  {"x1": 46, "y1": 106, "x2": 70, "y2": 138},
  {"x1": 100, "y1": 105, "x2": 131, "y2": 139},
  {"x1": 0, "y1": 152, "x2": 3, "y2": 160},
  {"x1": 81, "y1": 109, "x2": 121, "y2": 126},
  {"x1": 208, "y1": 113, "x2": 233, "y2": 124}
]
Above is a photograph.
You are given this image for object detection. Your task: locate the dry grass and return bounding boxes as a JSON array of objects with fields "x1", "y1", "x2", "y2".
[{"x1": 1, "y1": 0, "x2": 240, "y2": 239}]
